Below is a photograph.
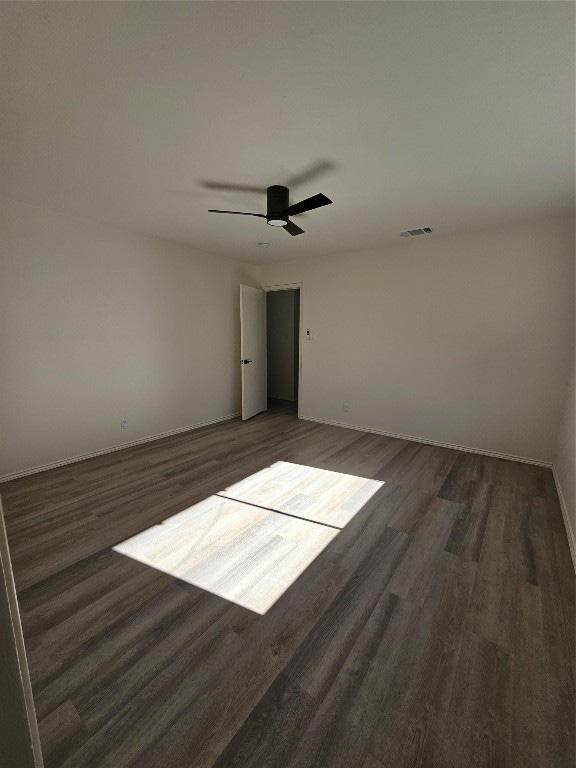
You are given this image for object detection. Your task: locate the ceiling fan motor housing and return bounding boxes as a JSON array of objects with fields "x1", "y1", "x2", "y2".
[{"x1": 267, "y1": 185, "x2": 289, "y2": 224}]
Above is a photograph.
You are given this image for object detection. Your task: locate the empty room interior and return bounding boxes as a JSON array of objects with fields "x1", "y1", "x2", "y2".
[{"x1": 1, "y1": 2, "x2": 575, "y2": 767}]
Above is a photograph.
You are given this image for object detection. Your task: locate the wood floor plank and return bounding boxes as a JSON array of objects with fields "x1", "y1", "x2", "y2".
[
  {"x1": 387, "y1": 497, "x2": 458, "y2": 607},
  {"x1": 370, "y1": 551, "x2": 478, "y2": 767},
  {"x1": 285, "y1": 592, "x2": 420, "y2": 768},
  {"x1": 75, "y1": 590, "x2": 237, "y2": 733},
  {"x1": 465, "y1": 484, "x2": 523, "y2": 651},
  {"x1": 38, "y1": 700, "x2": 88, "y2": 768},
  {"x1": 285, "y1": 526, "x2": 408, "y2": 701},
  {"x1": 324, "y1": 482, "x2": 399, "y2": 566},
  {"x1": 316, "y1": 432, "x2": 410, "y2": 479},
  {"x1": 21, "y1": 552, "x2": 145, "y2": 639},
  {"x1": 211, "y1": 673, "x2": 317, "y2": 768},
  {"x1": 511, "y1": 582, "x2": 575, "y2": 768},
  {"x1": 376, "y1": 443, "x2": 458, "y2": 494},
  {"x1": 59, "y1": 624, "x2": 243, "y2": 768},
  {"x1": 17, "y1": 547, "x2": 141, "y2": 614},
  {"x1": 362, "y1": 756, "x2": 385, "y2": 768},
  {"x1": 26, "y1": 566, "x2": 173, "y2": 686},
  {"x1": 432, "y1": 630, "x2": 514, "y2": 768},
  {"x1": 444, "y1": 480, "x2": 492, "y2": 562},
  {"x1": 33, "y1": 582, "x2": 195, "y2": 721},
  {"x1": 438, "y1": 452, "x2": 548, "y2": 502},
  {"x1": 384, "y1": 484, "x2": 436, "y2": 535}
]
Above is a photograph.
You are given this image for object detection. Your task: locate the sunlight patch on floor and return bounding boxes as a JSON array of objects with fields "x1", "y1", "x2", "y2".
[{"x1": 113, "y1": 461, "x2": 384, "y2": 613}]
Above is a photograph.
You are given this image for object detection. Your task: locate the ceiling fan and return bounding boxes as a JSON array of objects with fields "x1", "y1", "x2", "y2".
[{"x1": 208, "y1": 185, "x2": 333, "y2": 236}]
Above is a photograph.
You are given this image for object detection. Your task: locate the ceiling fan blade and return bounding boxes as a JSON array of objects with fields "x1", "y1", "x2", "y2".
[
  {"x1": 283, "y1": 160, "x2": 336, "y2": 189},
  {"x1": 283, "y1": 220, "x2": 305, "y2": 236},
  {"x1": 285, "y1": 193, "x2": 333, "y2": 217},
  {"x1": 201, "y1": 181, "x2": 267, "y2": 194},
  {"x1": 208, "y1": 210, "x2": 266, "y2": 217}
]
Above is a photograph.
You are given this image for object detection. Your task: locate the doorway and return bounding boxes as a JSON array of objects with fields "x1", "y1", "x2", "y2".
[{"x1": 266, "y1": 288, "x2": 300, "y2": 414}]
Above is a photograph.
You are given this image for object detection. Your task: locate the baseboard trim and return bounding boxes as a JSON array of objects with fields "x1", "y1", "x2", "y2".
[
  {"x1": 551, "y1": 465, "x2": 576, "y2": 571},
  {"x1": 0, "y1": 413, "x2": 240, "y2": 483},
  {"x1": 299, "y1": 415, "x2": 551, "y2": 467}
]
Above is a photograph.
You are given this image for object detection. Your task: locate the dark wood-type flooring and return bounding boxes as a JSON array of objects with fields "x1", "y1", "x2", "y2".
[{"x1": 1, "y1": 404, "x2": 574, "y2": 767}]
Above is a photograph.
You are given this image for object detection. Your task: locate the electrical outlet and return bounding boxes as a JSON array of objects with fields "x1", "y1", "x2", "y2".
[
  {"x1": 121, "y1": 419, "x2": 128, "y2": 429},
  {"x1": 343, "y1": 403, "x2": 350, "y2": 413}
]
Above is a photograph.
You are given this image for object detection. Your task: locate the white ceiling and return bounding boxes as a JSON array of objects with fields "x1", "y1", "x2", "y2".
[{"x1": 1, "y1": 2, "x2": 574, "y2": 264}]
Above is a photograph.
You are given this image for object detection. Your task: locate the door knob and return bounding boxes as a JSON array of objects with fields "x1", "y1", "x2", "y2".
[{"x1": 240, "y1": 359, "x2": 253, "y2": 364}]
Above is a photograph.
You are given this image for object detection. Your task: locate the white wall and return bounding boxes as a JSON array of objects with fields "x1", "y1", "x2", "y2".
[
  {"x1": 0, "y1": 197, "x2": 258, "y2": 477},
  {"x1": 260, "y1": 217, "x2": 575, "y2": 463},
  {"x1": 267, "y1": 290, "x2": 297, "y2": 401}
]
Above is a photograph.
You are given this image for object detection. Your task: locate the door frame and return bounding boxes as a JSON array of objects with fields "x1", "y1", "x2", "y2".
[{"x1": 263, "y1": 282, "x2": 303, "y2": 420}]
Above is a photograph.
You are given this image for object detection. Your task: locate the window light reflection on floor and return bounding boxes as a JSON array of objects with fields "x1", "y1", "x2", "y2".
[{"x1": 113, "y1": 461, "x2": 384, "y2": 614}]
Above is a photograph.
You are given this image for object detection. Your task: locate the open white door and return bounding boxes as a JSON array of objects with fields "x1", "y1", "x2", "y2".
[{"x1": 240, "y1": 284, "x2": 267, "y2": 420}]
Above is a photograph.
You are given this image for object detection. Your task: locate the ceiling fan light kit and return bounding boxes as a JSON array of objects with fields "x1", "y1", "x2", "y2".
[{"x1": 208, "y1": 183, "x2": 332, "y2": 237}]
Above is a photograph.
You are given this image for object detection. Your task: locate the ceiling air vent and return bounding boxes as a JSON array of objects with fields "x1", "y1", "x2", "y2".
[{"x1": 400, "y1": 227, "x2": 433, "y2": 237}]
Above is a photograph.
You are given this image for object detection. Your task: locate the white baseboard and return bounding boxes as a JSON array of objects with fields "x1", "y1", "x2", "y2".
[
  {"x1": 551, "y1": 465, "x2": 576, "y2": 571},
  {"x1": 299, "y1": 415, "x2": 551, "y2": 467},
  {"x1": 0, "y1": 413, "x2": 240, "y2": 483}
]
